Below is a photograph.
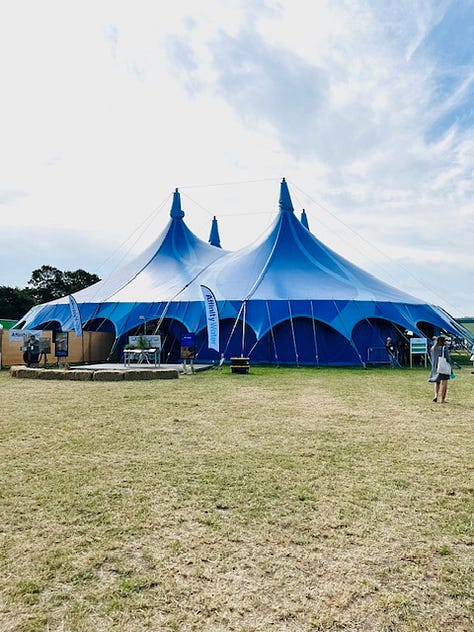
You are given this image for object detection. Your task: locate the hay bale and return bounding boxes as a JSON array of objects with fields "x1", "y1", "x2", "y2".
[
  {"x1": 36, "y1": 369, "x2": 65, "y2": 380},
  {"x1": 92, "y1": 370, "x2": 125, "y2": 381},
  {"x1": 123, "y1": 369, "x2": 155, "y2": 380},
  {"x1": 64, "y1": 370, "x2": 94, "y2": 381},
  {"x1": 10, "y1": 366, "x2": 37, "y2": 379},
  {"x1": 151, "y1": 369, "x2": 179, "y2": 379}
]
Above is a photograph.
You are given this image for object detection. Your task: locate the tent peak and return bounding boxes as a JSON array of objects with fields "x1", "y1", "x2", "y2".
[
  {"x1": 170, "y1": 188, "x2": 185, "y2": 219},
  {"x1": 279, "y1": 177, "x2": 294, "y2": 214}
]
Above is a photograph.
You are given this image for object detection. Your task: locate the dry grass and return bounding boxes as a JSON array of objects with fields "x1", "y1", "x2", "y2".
[{"x1": 0, "y1": 365, "x2": 473, "y2": 631}]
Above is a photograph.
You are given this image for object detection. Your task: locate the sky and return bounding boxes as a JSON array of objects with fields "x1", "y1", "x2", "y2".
[{"x1": 1, "y1": 0, "x2": 473, "y2": 317}]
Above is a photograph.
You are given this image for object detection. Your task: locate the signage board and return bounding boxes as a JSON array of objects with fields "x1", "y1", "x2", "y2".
[
  {"x1": 180, "y1": 333, "x2": 195, "y2": 359},
  {"x1": 54, "y1": 331, "x2": 69, "y2": 357},
  {"x1": 410, "y1": 338, "x2": 427, "y2": 354}
]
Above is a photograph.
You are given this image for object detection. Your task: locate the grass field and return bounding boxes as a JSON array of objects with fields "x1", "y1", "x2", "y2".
[{"x1": 0, "y1": 365, "x2": 473, "y2": 631}]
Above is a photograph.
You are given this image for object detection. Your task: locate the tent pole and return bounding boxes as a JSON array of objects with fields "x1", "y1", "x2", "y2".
[
  {"x1": 241, "y1": 300, "x2": 247, "y2": 356},
  {"x1": 223, "y1": 302, "x2": 245, "y2": 358},
  {"x1": 288, "y1": 300, "x2": 299, "y2": 366},
  {"x1": 107, "y1": 337, "x2": 120, "y2": 362},
  {"x1": 310, "y1": 301, "x2": 319, "y2": 366},
  {"x1": 154, "y1": 300, "x2": 173, "y2": 335},
  {"x1": 266, "y1": 300, "x2": 278, "y2": 365}
]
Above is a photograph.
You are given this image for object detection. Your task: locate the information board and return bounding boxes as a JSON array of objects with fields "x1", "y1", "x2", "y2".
[
  {"x1": 410, "y1": 338, "x2": 427, "y2": 354},
  {"x1": 180, "y1": 333, "x2": 195, "y2": 359},
  {"x1": 54, "y1": 331, "x2": 69, "y2": 357}
]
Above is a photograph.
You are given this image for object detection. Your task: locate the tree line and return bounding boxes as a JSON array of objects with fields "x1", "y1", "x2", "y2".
[{"x1": 0, "y1": 265, "x2": 100, "y2": 320}]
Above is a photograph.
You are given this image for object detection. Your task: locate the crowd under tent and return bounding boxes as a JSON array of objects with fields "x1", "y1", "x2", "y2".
[{"x1": 15, "y1": 179, "x2": 473, "y2": 366}]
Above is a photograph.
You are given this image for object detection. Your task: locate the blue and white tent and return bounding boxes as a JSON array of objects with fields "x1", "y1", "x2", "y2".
[{"x1": 16, "y1": 179, "x2": 472, "y2": 365}]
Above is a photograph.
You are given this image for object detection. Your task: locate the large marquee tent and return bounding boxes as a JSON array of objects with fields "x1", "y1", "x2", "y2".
[{"x1": 16, "y1": 179, "x2": 472, "y2": 366}]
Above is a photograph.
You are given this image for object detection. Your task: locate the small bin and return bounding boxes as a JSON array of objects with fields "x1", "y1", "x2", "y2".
[{"x1": 230, "y1": 357, "x2": 250, "y2": 374}]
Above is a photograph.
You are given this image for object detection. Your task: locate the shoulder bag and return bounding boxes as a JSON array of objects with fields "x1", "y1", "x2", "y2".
[{"x1": 437, "y1": 347, "x2": 451, "y2": 374}]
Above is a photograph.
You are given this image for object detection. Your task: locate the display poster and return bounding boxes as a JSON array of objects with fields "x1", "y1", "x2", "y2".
[
  {"x1": 128, "y1": 335, "x2": 161, "y2": 350},
  {"x1": 54, "y1": 331, "x2": 69, "y2": 357},
  {"x1": 9, "y1": 328, "x2": 42, "y2": 342},
  {"x1": 39, "y1": 338, "x2": 51, "y2": 354},
  {"x1": 180, "y1": 333, "x2": 196, "y2": 359}
]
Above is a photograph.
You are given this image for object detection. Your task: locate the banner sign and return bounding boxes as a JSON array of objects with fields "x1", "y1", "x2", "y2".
[
  {"x1": 128, "y1": 335, "x2": 161, "y2": 349},
  {"x1": 9, "y1": 329, "x2": 42, "y2": 342},
  {"x1": 54, "y1": 331, "x2": 69, "y2": 357},
  {"x1": 39, "y1": 338, "x2": 51, "y2": 354},
  {"x1": 200, "y1": 285, "x2": 219, "y2": 352},
  {"x1": 68, "y1": 295, "x2": 83, "y2": 337},
  {"x1": 410, "y1": 338, "x2": 427, "y2": 355},
  {"x1": 180, "y1": 333, "x2": 195, "y2": 359}
]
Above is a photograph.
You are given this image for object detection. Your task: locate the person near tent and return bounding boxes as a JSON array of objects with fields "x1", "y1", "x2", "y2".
[
  {"x1": 428, "y1": 335, "x2": 452, "y2": 403},
  {"x1": 398, "y1": 337, "x2": 409, "y2": 366},
  {"x1": 23, "y1": 334, "x2": 40, "y2": 367},
  {"x1": 385, "y1": 337, "x2": 398, "y2": 367},
  {"x1": 470, "y1": 342, "x2": 474, "y2": 374}
]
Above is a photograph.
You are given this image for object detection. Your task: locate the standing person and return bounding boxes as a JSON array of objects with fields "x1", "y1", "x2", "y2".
[
  {"x1": 385, "y1": 337, "x2": 397, "y2": 367},
  {"x1": 428, "y1": 335, "x2": 452, "y2": 403},
  {"x1": 470, "y1": 342, "x2": 474, "y2": 374},
  {"x1": 398, "y1": 338, "x2": 409, "y2": 367},
  {"x1": 23, "y1": 335, "x2": 40, "y2": 367}
]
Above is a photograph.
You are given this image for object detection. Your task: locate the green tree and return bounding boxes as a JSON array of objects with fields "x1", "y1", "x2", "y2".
[
  {"x1": 0, "y1": 286, "x2": 36, "y2": 320},
  {"x1": 28, "y1": 265, "x2": 64, "y2": 302},
  {"x1": 28, "y1": 265, "x2": 100, "y2": 303},
  {"x1": 63, "y1": 268, "x2": 101, "y2": 295}
]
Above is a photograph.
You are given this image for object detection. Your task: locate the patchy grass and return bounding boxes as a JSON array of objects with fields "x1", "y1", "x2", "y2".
[{"x1": 0, "y1": 366, "x2": 473, "y2": 631}]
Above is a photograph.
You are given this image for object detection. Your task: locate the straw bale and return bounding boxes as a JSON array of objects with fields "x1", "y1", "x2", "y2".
[
  {"x1": 151, "y1": 369, "x2": 179, "y2": 379},
  {"x1": 123, "y1": 370, "x2": 154, "y2": 380},
  {"x1": 123, "y1": 369, "x2": 179, "y2": 380},
  {"x1": 36, "y1": 369, "x2": 65, "y2": 380},
  {"x1": 92, "y1": 370, "x2": 125, "y2": 381},
  {"x1": 9, "y1": 366, "x2": 37, "y2": 379},
  {"x1": 64, "y1": 370, "x2": 94, "y2": 381}
]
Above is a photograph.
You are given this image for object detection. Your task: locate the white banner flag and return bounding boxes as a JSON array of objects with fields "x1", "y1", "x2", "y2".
[
  {"x1": 9, "y1": 328, "x2": 42, "y2": 342},
  {"x1": 200, "y1": 285, "x2": 219, "y2": 352},
  {"x1": 68, "y1": 295, "x2": 83, "y2": 337}
]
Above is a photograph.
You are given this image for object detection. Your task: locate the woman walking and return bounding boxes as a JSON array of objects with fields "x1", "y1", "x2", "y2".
[{"x1": 428, "y1": 335, "x2": 452, "y2": 403}]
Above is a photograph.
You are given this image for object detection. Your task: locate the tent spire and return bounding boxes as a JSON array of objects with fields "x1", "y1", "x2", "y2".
[
  {"x1": 208, "y1": 216, "x2": 222, "y2": 248},
  {"x1": 278, "y1": 177, "x2": 294, "y2": 214},
  {"x1": 300, "y1": 209, "x2": 309, "y2": 230},
  {"x1": 170, "y1": 187, "x2": 185, "y2": 219}
]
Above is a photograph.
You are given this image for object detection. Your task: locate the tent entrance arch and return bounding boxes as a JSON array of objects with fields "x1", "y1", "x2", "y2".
[
  {"x1": 416, "y1": 321, "x2": 436, "y2": 340},
  {"x1": 352, "y1": 317, "x2": 411, "y2": 365},
  {"x1": 154, "y1": 318, "x2": 188, "y2": 363},
  {"x1": 83, "y1": 318, "x2": 116, "y2": 333},
  {"x1": 249, "y1": 318, "x2": 362, "y2": 366},
  {"x1": 113, "y1": 318, "x2": 187, "y2": 363},
  {"x1": 31, "y1": 319, "x2": 62, "y2": 332}
]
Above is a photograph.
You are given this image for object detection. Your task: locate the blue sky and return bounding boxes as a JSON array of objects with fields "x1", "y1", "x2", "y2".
[{"x1": 1, "y1": 0, "x2": 473, "y2": 316}]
